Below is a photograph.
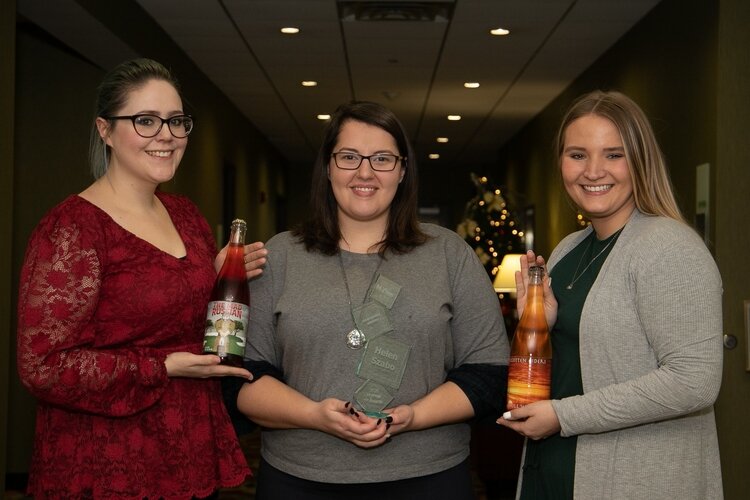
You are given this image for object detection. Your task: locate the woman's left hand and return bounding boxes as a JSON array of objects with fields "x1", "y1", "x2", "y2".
[
  {"x1": 215, "y1": 241, "x2": 267, "y2": 279},
  {"x1": 496, "y1": 400, "x2": 561, "y2": 440}
]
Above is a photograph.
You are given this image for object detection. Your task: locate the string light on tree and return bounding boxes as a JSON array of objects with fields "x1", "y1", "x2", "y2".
[
  {"x1": 456, "y1": 173, "x2": 525, "y2": 278},
  {"x1": 577, "y1": 212, "x2": 591, "y2": 227}
]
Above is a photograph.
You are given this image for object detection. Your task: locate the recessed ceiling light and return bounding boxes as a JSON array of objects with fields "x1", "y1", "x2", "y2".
[
  {"x1": 317, "y1": 114, "x2": 331, "y2": 120},
  {"x1": 428, "y1": 154, "x2": 440, "y2": 160},
  {"x1": 436, "y1": 137, "x2": 449, "y2": 143},
  {"x1": 464, "y1": 82, "x2": 480, "y2": 89},
  {"x1": 280, "y1": 27, "x2": 300, "y2": 34},
  {"x1": 447, "y1": 115, "x2": 461, "y2": 121},
  {"x1": 301, "y1": 81, "x2": 318, "y2": 87},
  {"x1": 490, "y1": 27, "x2": 510, "y2": 36}
]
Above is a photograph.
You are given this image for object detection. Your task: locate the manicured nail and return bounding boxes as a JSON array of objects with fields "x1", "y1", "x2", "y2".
[
  {"x1": 345, "y1": 402, "x2": 350, "y2": 408},
  {"x1": 385, "y1": 416, "x2": 393, "y2": 424},
  {"x1": 349, "y1": 408, "x2": 355, "y2": 415},
  {"x1": 376, "y1": 419, "x2": 382, "y2": 426},
  {"x1": 386, "y1": 423, "x2": 391, "y2": 430}
]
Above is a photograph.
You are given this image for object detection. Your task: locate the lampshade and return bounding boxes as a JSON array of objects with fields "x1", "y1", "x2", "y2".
[{"x1": 493, "y1": 253, "x2": 524, "y2": 293}]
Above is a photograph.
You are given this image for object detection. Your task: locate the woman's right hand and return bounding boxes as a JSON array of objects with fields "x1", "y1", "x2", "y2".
[
  {"x1": 165, "y1": 352, "x2": 253, "y2": 380},
  {"x1": 515, "y1": 250, "x2": 558, "y2": 329},
  {"x1": 312, "y1": 399, "x2": 390, "y2": 449}
]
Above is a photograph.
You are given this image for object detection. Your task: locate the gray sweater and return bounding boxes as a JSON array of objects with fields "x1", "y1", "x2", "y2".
[
  {"x1": 246, "y1": 223, "x2": 509, "y2": 483},
  {"x1": 531, "y1": 210, "x2": 724, "y2": 499}
]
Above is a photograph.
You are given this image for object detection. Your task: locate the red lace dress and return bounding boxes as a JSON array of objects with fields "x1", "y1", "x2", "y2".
[{"x1": 17, "y1": 193, "x2": 251, "y2": 499}]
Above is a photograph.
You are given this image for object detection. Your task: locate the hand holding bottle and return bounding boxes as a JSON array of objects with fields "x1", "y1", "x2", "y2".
[
  {"x1": 496, "y1": 400, "x2": 561, "y2": 440},
  {"x1": 165, "y1": 352, "x2": 253, "y2": 380},
  {"x1": 215, "y1": 241, "x2": 267, "y2": 279},
  {"x1": 515, "y1": 250, "x2": 558, "y2": 329}
]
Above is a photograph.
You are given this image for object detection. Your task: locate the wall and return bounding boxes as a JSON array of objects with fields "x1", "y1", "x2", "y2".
[
  {"x1": 495, "y1": 0, "x2": 749, "y2": 497},
  {"x1": 0, "y1": 0, "x2": 16, "y2": 493},
  {"x1": 714, "y1": 0, "x2": 750, "y2": 497},
  {"x1": 495, "y1": 0, "x2": 717, "y2": 256}
]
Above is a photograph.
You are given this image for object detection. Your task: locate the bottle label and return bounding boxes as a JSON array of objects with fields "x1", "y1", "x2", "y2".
[
  {"x1": 203, "y1": 301, "x2": 249, "y2": 357},
  {"x1": 506, "y1": 355, "x2": 552, "y2": 410}
]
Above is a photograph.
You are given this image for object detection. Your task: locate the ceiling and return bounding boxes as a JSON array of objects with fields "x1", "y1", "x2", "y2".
[{"x1": 19, "y1": 0, "x2": 662, "y2": 172}]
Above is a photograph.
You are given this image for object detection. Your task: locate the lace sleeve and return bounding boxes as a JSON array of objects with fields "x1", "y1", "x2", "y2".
[{"x1": 17, "y1": 217, "x2": 169, "y2": 416}]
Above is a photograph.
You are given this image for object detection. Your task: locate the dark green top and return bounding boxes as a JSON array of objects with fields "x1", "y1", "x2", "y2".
[{"x1": 520, "y1": 228, "x2": 621, "y2": 500}]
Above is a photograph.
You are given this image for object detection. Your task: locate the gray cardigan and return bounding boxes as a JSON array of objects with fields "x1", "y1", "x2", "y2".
[{"x1": 521, "y1": 210, "x2": 724, "y2": 499}]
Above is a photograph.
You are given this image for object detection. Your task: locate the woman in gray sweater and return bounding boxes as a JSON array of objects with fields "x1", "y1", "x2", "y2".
[
  {"x1": 498, "y1": 91, "x2": 723, "y2": 499},
  {"x1": 230, "y1": 101, "x2": 509, "y2": 499}
]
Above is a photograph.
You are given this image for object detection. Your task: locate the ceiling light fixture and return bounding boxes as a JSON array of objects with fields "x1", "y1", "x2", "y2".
[
  {"x1": 447, "y1": 115, "x2": 461, "y2": 121},
  {"x1": 428, "y1": 154, "x2": 440, "y2": 160},
  {"x1": 301, "y1": 81, "x2": 318, "y2": 87},
  {"x1": 280, "y1": 27, "x2": 300, "y2": 34},
  {"x1": 317, "y1": 114, "x2": 331, "y2": 120},
  {"x1": 490, "y1": 27, "x2": 510, "y2": 36},
  {"x1": 436, "y1": 137, "x2": 449, "y2": 143},
  {"x1": 464, "y1": 82, "x2": 480, "y2": 88}
]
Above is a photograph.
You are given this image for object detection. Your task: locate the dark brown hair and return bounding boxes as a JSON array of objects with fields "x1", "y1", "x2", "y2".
[{"x1": 292, "y1": 101, "x2": 428, "y2": 255}]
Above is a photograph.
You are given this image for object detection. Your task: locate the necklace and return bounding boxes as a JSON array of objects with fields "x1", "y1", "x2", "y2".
[
  {"x1": 338, "y1": 251, "x2": 383, "y2": 349},
  {"x1": 566, "y1": 227, "x2": 624, "y2": 290}
]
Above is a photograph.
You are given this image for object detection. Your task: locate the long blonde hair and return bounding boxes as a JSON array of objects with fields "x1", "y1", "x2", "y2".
[{"x1": 554, "y1": 90, "x2": 685, "y2": 223}]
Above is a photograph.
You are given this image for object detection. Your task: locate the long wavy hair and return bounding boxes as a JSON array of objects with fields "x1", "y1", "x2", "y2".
[
  {"x1": 88, "y1": 58, "x2": 182, "y2": 179},
  {"x1": 554, "y1": 90, "x2": 685, "y2": 223},
  {"x1": 292, "y1": 101, "x2": 428, "y2": 255}
]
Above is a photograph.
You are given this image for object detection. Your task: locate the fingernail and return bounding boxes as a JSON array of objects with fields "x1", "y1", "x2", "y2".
[
  {"x1": 386, "y1": 423, "x2": 391, "y2": 430},
  {"x1": 345, "y1": 402, "x2": 350, "y2": 408},
  {"x1": 376, "y1": 419, "x2": 381, "y2": 426},
  {"x1": 353, "y1": 410, "x2": 360, "y2": 417},
  {"x1": 385, "y1": 416, "x2": 393, "y2": 424},
  {"x1": 349, "y1": 408, "x2": 355, "y2": 415}
]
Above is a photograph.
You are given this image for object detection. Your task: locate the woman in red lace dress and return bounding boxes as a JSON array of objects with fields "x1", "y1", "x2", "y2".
[{"x1": 16, "y1": 58, "x2": 266, "y2": 499}]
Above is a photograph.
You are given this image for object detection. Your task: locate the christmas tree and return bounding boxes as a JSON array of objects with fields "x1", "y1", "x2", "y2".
[{"x1": 456, "y1": 173, "x2": 526, "y2": 279}]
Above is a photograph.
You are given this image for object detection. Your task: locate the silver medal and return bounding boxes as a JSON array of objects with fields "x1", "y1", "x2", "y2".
[{"x1": 345, "y1": 328, "x2": 366, "y2": 349}]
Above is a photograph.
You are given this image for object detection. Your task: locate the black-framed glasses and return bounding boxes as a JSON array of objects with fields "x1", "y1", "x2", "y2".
[
  {"x1": 103, "y1": 114, "x2": 194, "y2": 138},
  {"x1": 331, "y1": 151, "x2": 405, "y2": 172}
]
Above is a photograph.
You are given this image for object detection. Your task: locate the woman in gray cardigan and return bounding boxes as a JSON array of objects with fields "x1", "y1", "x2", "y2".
[{"x1": 498, "y1": 91, "x2": 723, "y2": 499}]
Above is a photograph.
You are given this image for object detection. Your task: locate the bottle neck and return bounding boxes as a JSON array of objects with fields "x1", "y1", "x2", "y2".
[
  {"x1": 228, "y1": 223, "x2": 247, "y2": 246},
  {"x1": 524, "y1": 268, "x2": 545, "y2": 315}
]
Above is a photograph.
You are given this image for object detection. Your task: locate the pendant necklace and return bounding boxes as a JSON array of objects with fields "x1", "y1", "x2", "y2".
[
  {"x1": 338, "y1": 251, "x2": 383, "y2": 349},
  {"x1": 566, "y1": 227, "x2": 624, "y2": 290}
]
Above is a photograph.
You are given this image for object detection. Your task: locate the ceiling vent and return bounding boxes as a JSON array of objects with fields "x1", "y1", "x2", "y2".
[{"x1": 338, "y1": 1, "x2": 455, "y2": 22}]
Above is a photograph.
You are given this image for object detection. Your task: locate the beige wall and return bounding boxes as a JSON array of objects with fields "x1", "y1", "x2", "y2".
[
  {"x1": 495, "y1": 0, "x2": 749, "y2": 497},
  {"x1": 0, "y1": 0, "x2": 16, "y2": 493},
  {"x1": 715, "y1": 0, "x2": 750, "y2": 497}
]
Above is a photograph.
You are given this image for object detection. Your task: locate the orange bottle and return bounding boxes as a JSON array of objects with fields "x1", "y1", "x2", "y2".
[
  {"x1": 202, "y1": 219, "x2": 249, "y2": 367},
  {"x1": 506, "y1": 265, "x2": 552, "y2": 409}
]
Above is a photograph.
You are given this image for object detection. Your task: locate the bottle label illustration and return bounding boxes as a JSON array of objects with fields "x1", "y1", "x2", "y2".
[
  {"x1": 203, "y1": 300, "x2": 249, "y2": 357},
  {"x1": 507, "y1": 354, "x2": 552, "y2": 409}
]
